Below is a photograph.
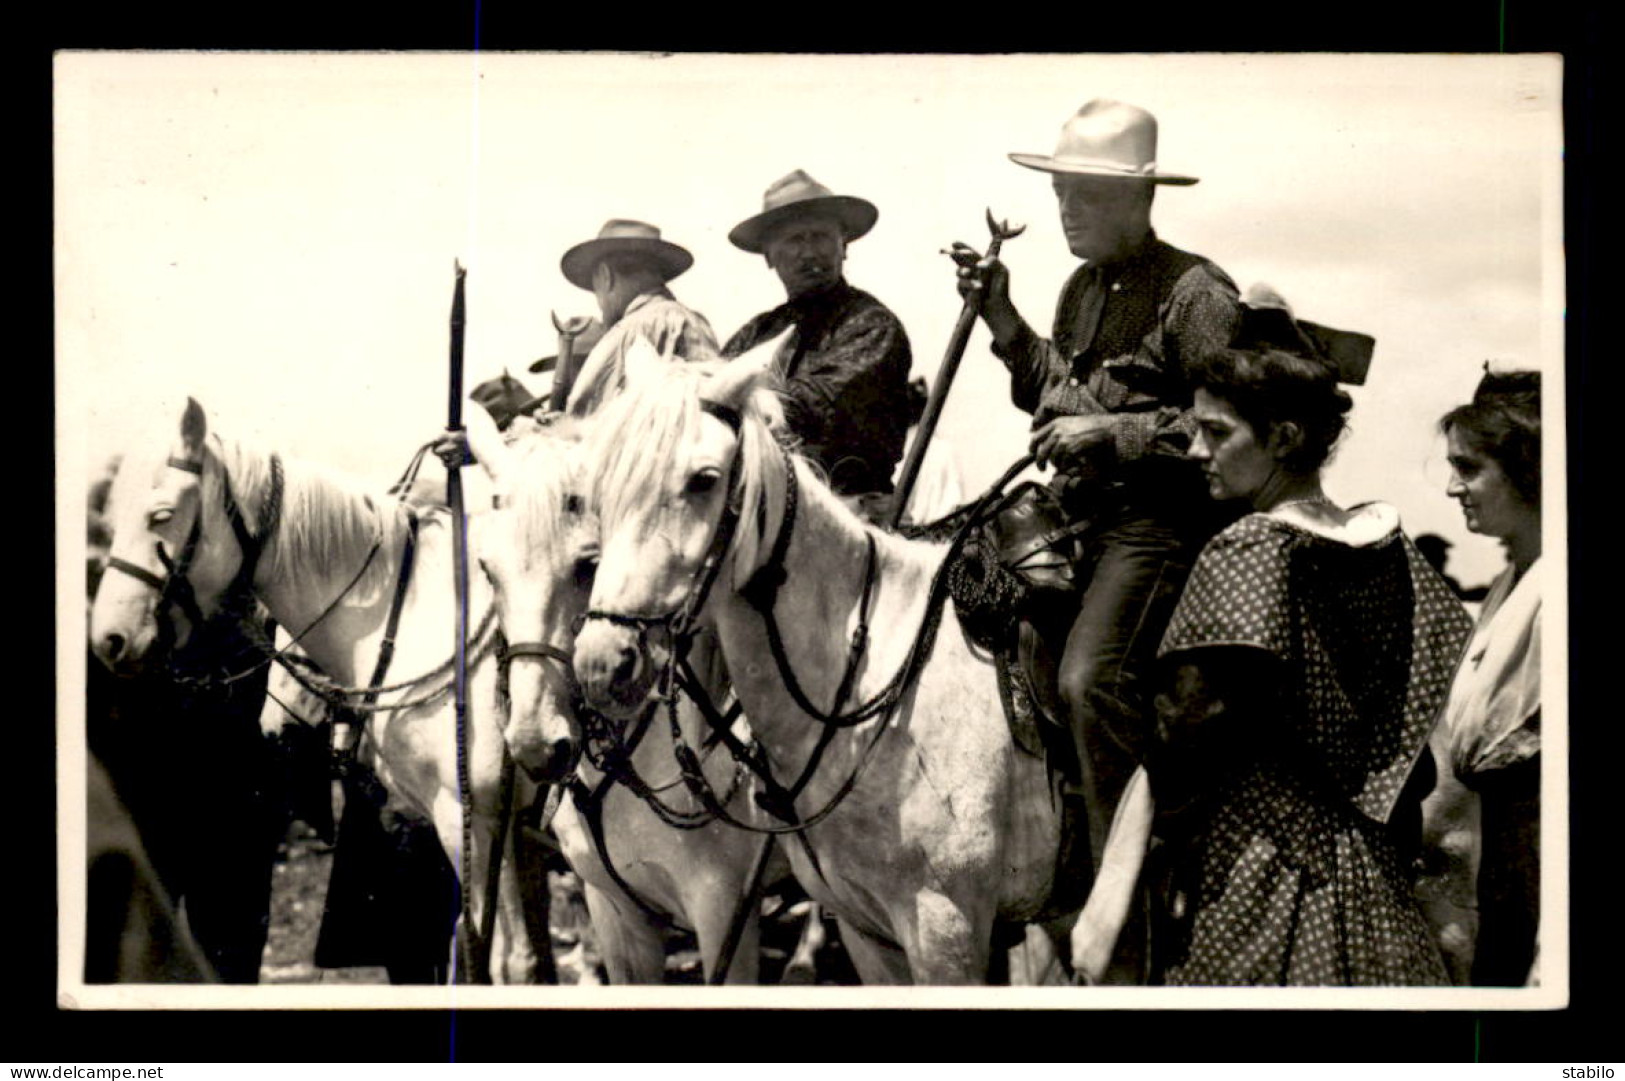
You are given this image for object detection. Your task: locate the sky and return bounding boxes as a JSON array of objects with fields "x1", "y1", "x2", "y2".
[{"x1": 56, "y1": 51, "x2": 1564, "y2": 590}]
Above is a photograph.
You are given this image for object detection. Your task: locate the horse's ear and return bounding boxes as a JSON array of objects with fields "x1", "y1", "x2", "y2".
[
  {"x1": 181, "y1": 397, "x2": 208, "y2": 455},
  {"x1": 622, "y1": 334, "x2": 665, "y2": 389},
  {"x1": 703, "y1": 328, "x2": 788, "y2": 411},
  {"x1": 465, "y1": 405, "x2": 512, "y2": 486}
]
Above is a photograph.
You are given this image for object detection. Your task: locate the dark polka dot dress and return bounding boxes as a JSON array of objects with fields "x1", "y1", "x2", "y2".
[{"x1": 1155, "y1": 510, "x2": 1472, "y2": 986}]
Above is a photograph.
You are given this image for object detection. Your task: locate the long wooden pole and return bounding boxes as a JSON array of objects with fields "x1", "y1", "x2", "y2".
[{"x1": 888, "y1": 211, "x2": 1023, "y2": 529}]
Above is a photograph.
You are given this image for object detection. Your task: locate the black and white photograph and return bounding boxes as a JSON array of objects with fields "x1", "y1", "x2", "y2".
[{"x1": 56, "y1": 50, "x2": 1567, "y2": 1016}]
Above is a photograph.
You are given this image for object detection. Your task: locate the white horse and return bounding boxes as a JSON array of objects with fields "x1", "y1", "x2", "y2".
[
  {"x1": 465, "y1": 407, "x2": 782, "y2": 983},
  {"x1": 572, "y1": 344, "x2": 1072, "y2": 984},
  {"x1": 89, "y1": 397, "x2": 544, "y2": 983}
]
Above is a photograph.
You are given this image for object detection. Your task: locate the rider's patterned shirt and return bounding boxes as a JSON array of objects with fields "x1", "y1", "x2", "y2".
[
  {"x1": 722, "y1": 279, "x2": 912, "y2": 496},
  {"x1": 992, "y1": 232, "x2": 1241, "y2": 497}
]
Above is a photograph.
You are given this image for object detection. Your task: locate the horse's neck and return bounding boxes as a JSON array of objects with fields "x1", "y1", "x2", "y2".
[
  {"x1": 249, "y1": 459, "x2": 412, "y2": 685},
  {"x1": 713, "y1": 461, "x2": 941, "y2": 766}
]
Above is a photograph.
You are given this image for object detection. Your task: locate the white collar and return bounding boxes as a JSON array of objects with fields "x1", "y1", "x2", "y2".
[{"x1": 1265, "y1": 500, "x2": 1400, "y2": 546}]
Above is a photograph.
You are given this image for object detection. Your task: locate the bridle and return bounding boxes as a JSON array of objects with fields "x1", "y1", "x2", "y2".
[
  {"x1": 579, "y1": 399, "x2": 746, "y2": 648},
  {"x1": 498, "y1": 634, "x2": 583, "y2": 718},
  {"x1": 577, "y1": 396, "x2": 1011, "y2": 847},
  {"x1": 104, "y1": 447, "x2": 285, "y2": 656},
  {"x1": 575, "y1": 398, "x2": 884, "y2": 848}
]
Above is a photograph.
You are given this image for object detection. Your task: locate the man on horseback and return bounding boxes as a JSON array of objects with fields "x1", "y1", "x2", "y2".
[
  {"x1": 721, "y1": 171, "x2": 913, "y2": 521},
  {"x1": 562, "y1": 219, "x2": 722, "y2": 415},
  {"x1": 953, "y1": 100, "x2": 1243, "y2": 969}
]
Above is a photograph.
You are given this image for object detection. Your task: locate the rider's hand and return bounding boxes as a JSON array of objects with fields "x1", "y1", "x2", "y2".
[
  {"x1": 949, "y1": 243, "x2": 1020, "y2": 342},
  {"x1": 1030, "y1": 414, "x2": 1116, "y2": 470},
  {"x1": 432, "y1": 429, "x2": 474, "y2": 469}
]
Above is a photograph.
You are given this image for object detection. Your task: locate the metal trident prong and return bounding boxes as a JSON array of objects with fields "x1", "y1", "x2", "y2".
[
  {"x1": 890, "y1": 208, "x2": 1026, "y2": 529},
  {"x1": 552, "y1": 311, "x2": 593, "y2": 338},
  {"x1": 984, "y1": 208, "x2": 1026, "y2": 255},
  {"x1": 548, "y1": 311, "x2": 596, "y2": 411}
]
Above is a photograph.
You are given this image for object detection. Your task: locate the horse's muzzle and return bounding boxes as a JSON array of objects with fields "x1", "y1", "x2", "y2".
[
  {"x1": 91, "y1": 626, "x2": 157, "y2": 677},
  {"x1": 573, "y1": 621, "x2": 656, "y2": 719}
]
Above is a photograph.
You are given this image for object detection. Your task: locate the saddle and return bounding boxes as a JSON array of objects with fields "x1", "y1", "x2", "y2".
[
  {"x1": 944, "y1": 482, "x2": 1094, "y2": 918},
  {"x1": 947, "y1": 481, "x2": 1084, "y2": 743}
]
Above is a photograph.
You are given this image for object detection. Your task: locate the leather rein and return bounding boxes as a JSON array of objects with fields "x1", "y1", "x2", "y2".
[{"x1": 578, "y1": 400, "x2": 986, "y2": 845}]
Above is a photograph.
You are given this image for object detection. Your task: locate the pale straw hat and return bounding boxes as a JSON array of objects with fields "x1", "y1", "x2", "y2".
[{"x1": 1009, "y1": 99, "x2": 1199, "y2": 185}]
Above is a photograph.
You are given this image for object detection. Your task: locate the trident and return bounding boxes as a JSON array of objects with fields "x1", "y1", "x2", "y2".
[
  {"x1": 548, "y1": 311, "x2": 595, "y2": 411},
  {"x1": 888, "y1": 210, "x2": 1025, "y2": 529}
]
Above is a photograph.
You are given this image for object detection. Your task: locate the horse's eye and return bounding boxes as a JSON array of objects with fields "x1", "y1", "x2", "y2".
[
  {"x1": 148, "y1": 507, "x2": 174, "y2": 527},
  {"x1": 563, "y1": 493, "x2": 583, "y2": 515},
  {"x1": 685, "y1": 469, "x2": 721, "y2": 496}
]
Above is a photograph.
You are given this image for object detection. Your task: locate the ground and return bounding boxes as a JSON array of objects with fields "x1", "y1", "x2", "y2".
[
  {"x1": 257, "y1": 818, "x2": 852, "y2": 986},
  {"x1": 259, "y1": 820, "x2": 609, "y2": 985}
]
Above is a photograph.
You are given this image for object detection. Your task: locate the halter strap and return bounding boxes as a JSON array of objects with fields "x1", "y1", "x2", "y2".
[
  {"x1": 738, "y1": 443, "x2": 800, "y2": 616},
  {"x1": 105, "y1": 555, "x2": 168, "y2": 593},
  {"x1": 355, "y1": 505, "x2": 421, "y2": 709},
  {"x1": 581, "y1": 439, "x2": 748, "y2": 636},
  {"x1": 499, "y1": 638, "x2": 582, "y2": 714},
  {"x1": 500, "y1": 641, "x2": 576, "y2": 668},
  {"x1": 101, "y1": 457, "x2": 205, "y2": 596}
]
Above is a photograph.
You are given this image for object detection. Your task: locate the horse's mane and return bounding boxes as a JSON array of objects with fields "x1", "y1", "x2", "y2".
[
  {"x1": 210, "y1": 433, "x2": 411, "y2": 604},
  {"x1": 498, "y1": 414, "x2": 589, "y2": 555},
  {"x1": 584, "y1": 361, "x2": 791, "y2": 585}
]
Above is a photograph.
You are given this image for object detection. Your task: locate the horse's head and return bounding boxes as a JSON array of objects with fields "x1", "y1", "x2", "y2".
[
  {"x1": 574, "y1": 334, "x2": 788, "y2": 718},
  {"x1": 90, "y1": 398, "x2": 262, "y2": 674},
  {"x1": 469, "y1": 407, "x2": 597, "y2": 783}
]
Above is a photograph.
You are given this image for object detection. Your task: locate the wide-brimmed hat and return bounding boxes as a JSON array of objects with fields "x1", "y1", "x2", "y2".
[
  {"x1": 729, "y1": 170, "x2": 878, "y2": 253},
  {"x1": 560, "y1": 220, "x2": 693, "y2": 291},
  {"x1": 1009, "y1": 99, "x2": 1198, "y2": 186},
  {"x1": 528, "y1": 318, "x2": 606, "y2": 374},
  {"x1": 1238, "y1": 282, "x2": 1374, "y2": 386}
]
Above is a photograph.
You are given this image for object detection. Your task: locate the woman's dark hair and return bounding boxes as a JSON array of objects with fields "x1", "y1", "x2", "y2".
[
  {"x1": 1439, "y1": 367, "x2": 1541, "y2": 506},
  {"x1": 1188, "y1": 347, "x2": 1354, "y2": 473}
]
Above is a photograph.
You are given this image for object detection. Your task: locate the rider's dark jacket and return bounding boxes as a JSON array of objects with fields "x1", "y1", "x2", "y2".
[{"x1": 723, "y1": 279, "x2": 912, "y2": 497}]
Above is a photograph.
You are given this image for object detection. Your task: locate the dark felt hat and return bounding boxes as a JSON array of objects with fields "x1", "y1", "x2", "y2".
[{"x1": 728, "y1": 170, "x2": 878, "y2": 254}]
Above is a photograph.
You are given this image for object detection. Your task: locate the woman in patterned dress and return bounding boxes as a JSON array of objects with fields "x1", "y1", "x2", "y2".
[
  {"x1": 1435, "y1": 366, "x2": 1542, "y2": 986},
  {"x1": 1144, "y1": 311, "x2": 1473, "y2": 985}
]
